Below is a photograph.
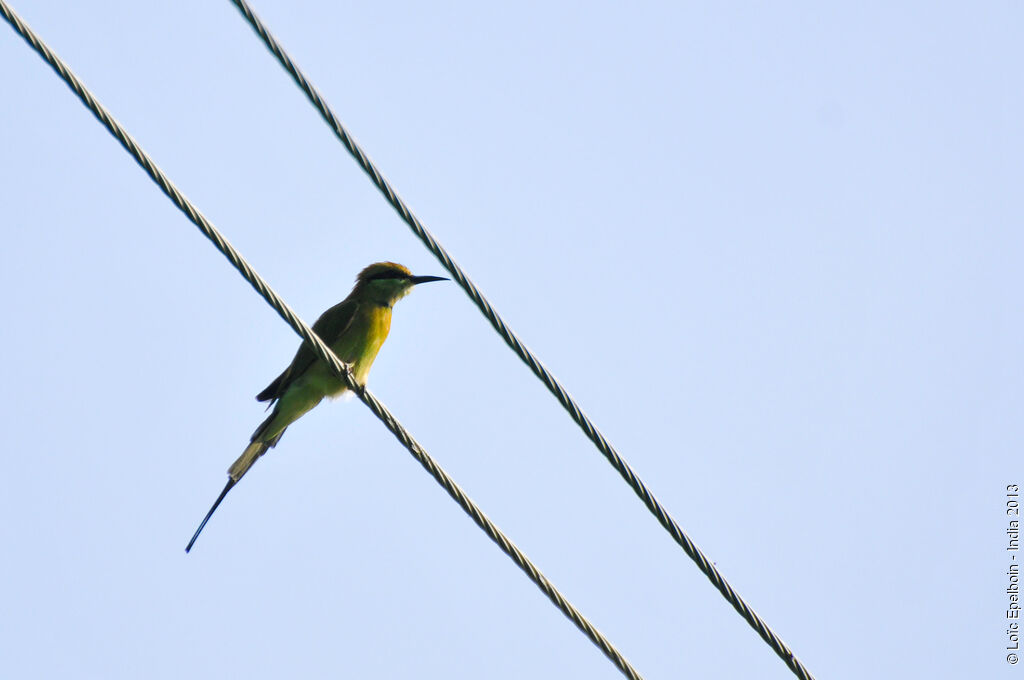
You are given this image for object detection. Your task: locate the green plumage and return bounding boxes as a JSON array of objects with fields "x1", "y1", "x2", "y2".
[
  {"x1": 230, "y1": 297, "x2": 392, "y2": 480},
  {"x1": 185, "y1": 262, "x2": 445, "y2": 552}
]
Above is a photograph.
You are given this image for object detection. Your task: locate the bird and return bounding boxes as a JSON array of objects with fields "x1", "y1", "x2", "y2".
[{"x1": 185, "y1": 261, "x2": 447, "y2": 552}]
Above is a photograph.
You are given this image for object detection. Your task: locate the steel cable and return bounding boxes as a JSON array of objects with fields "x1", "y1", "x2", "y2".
[
  {"x1": 0, "y1": 4, "x2": 645, "y2": 678},
  {"x1": 227, "y1": 2, "x2": 816, "y2": 679}
]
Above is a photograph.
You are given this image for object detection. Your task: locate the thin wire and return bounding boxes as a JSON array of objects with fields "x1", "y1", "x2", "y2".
[
  {"x1": 0, "y1": 4, "x2": 645, "y2": 678},
  {"x1": 226, "y1": 2, "x2": 816, "y2": 679}
]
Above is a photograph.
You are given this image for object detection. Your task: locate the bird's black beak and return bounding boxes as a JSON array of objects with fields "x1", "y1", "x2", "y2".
[{"x1": 409, "y1": 275, "x2": 448, "y2": 285}]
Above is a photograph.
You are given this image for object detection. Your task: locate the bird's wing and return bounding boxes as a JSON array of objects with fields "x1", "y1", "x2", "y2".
[{"x1": 255, "y1": 298, "x2": 361, "y2": 403}]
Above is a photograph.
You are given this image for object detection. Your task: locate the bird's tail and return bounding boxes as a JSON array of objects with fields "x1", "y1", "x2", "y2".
[
  {"x1": 228, "y1": 409, "x2": 288, "y2": 481},
  {"x1": 185, "y1": 423, "x2": 286, "y2": 553},
  {"x1": 185, "y1": 411, "x2": 290, "y2": 553},
  {"x1": 185, "y1": 440, "x2": 274, "y2": 553},
  {"x1": 228, "y1": 439, "x2": 270, "y2": 482}
]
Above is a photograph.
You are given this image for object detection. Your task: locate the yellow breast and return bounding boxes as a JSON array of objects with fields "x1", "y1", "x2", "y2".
[{"x1": 337, "y1": 303, "x2": 393, "y2": 387}]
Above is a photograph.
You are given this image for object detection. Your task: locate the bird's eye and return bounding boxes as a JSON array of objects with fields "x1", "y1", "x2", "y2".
[{"x1": 367, "y1": 271, "x2": 409, "y2": 281}]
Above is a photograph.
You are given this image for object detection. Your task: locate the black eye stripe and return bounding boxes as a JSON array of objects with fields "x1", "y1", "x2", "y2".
[{"x1": 366, "y1": 271, "x2": 409, "y2": 281}]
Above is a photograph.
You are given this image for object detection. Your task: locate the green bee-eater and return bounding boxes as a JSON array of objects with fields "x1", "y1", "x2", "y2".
[{"x1": 186, "y1": 262, "x2": 446, "y2": 552}]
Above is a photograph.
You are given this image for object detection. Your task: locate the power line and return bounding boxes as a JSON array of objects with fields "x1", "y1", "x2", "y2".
[
  {"x1": 226, "y1": 2, "x2": 816, "y2": 679},
  {"x1": 0, "y1": 4, "x2": 645, "y2": 678}
]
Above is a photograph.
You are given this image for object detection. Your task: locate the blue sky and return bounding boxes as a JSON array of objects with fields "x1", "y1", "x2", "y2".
[{"x1": 1, "y1": 2, "x2": 1021, "y2": 678}]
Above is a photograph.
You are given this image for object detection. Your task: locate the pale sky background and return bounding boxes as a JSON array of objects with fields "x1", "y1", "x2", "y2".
[{"x1": 1, "y1": 2, "x2": 1021, "y2": 678}]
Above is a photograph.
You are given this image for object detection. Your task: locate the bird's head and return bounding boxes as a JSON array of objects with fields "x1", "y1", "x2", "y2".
[{"x1": 354, "y1": 261, "x2": 447, "y2": 306}]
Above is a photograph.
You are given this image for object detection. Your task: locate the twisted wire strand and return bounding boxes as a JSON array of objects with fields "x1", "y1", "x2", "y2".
[
  {"x1": 227, "y1": 2, "x2": 816, "y2": 679},
  {"x1": 0, "y1": 4, "x2": 645, "y2": 678}
]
